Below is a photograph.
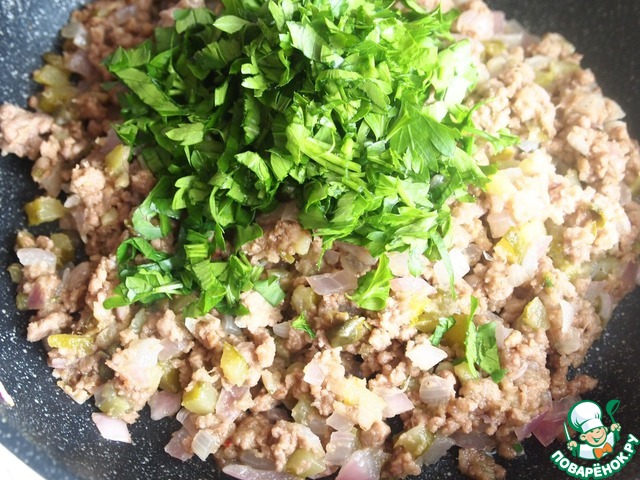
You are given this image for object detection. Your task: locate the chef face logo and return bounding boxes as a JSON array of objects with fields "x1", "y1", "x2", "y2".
[
  {"x1": 566, "y1": 400, "x2": 620, "y2": 460},
  {"x1": 549, "y1": 398, "x2": 639, "y2": 479}
]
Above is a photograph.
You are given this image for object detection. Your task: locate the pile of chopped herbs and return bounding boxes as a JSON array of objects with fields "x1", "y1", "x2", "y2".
[{"x1": 104, "y1": 0, "x2": 513, "y2": 315}]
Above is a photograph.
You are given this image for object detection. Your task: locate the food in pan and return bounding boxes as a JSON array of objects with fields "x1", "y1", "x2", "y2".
[{"x1": 2, "y1": 0, "x2": 639, "y2": 479}]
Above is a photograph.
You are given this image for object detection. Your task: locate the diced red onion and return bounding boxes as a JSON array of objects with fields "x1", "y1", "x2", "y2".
[
  {"x1": 49, "y1": 357, "x2": 71, "y2": 369},
  {"x1": 165, "y1": 427, "x2": 193, "y2": 461},
  {"x1": 307, "y1": 415, "x2": 329, "y2": 438},
  {"x1": 559, "y1": 300, "x2": 575, "y2": 333},
  {"x1": 433, "y1": 249, "x2": 470, "y2": 287},
  {"x1": 109, "y1": 338, "x2": 163, "y2": 388},
  {"x1": 16, "y1": 248, "x2": 57, "y2": 268},
  {"x1": 192, "y1": 429, "x2": 222, "y2": 461},
  {"x1": 451, "y1": 431, "x2": 494, "y2": 450},
  {"x1": 417, "y1": 435, "x2": 455, "y2": 466},
  {"x1": 148, "y1": 391, "x2": 182, "y2": 420},
  {"x1": 455, "y1": 9, "x2": 495, "y2": 40},
  {"x1": 390, "y1": 276, "x2": 436, "y2": 295},
  {"x1": 223, "y1": 315, "x2": 243, "y2": 336},
  {"x1": 491, "y1": 10, "x2": 506, "y2": 34},
  {"x1": 184, "y1": 317, "x2": 198, "y2": 336},
  {"x1": 406, "y1": 343, "x2": 447, "y2": 371},
  {"x1": 514, "y1": 411, "x2": 546, "y2": 441},
  {"x1": 65, "y1": 51, "x2": 96, "y2": 79},
  {"x1": 306, "y1": 270, "x2": 358, "y2": 295},
  {"x1": 91, "y1": 413, "x2": 131, "y2": 443},
  {"x1": 37, "y1": 163, "x2": 63, "y2": 197},
  {"x1": 621, "y1": 262, "x2": 639, "y2": 286},
  {"x1": 336, "y1": 242, "x2": 376, "y2": 266},
  {"x1": 158, "y1": 338, "x2": 190, "y2": 361},
  {"x1": 60, "y1": 20, "x2": 87, "y2": 47},
  {"x1": 303, "y1": 360, "x2": 326, "y2": 387},
  {"x1": 64, "y1": 194, "x2": 81, "y2": 208},
  {"x1": 216, "y1": 386, "x2": 249, "y2": 422},
  {"x1": 113, "y1": 5, "x2": 137, "y2": 25},
  {"x1": 336, "y1": 448, "x2": 388, "y2": 480},
  {"x1": 507, "y1": 264, "x2": 529, "y2": 288},
  {"x1": 0, "y1": 380, "x2": 15, "y2": 407},
  {"x1": 387, "y1": 252, "x2": 411, "y2": 277},
  {"x1": 240, "y1": 450, "x2": 276, "y2": 471},
  {"x1": 419, "y1": 375, "x2": 455, "y2": 406},
  {"x1": 487, "y1": 211, "x2": 515, "y2": 239},
  {"x1": 531, "y1": 395, "x2": 580, "y2": 447},
  {"x1": 521, "y1": 236, "x2": 552, "y2": 277},
  {"x1": 325, "y1": 431, "x2": 357, "y2": 466},
  {"x1": 272, "y1": 321, "x2": 291, "y2": 338},
  {"x1": 327, "y1": 411, "x2": 354, "y2": 432},
  {"x1": 598, "y1": 292, "x2": 613, "y2": 323},
  {"x1": 518, "y1": 140, "x2": 539, "y2": 153},
  {"x1": 323, "y1": 249, "x2": 340, "y2": 266},
  {"x1": 493, "y1": 321, "x2": 512, "y2": 349},
  {"x1": 176, "y1": 408, "x2": 191, "y2": 425},
  {"x1": 223, "y1": 464, "x2": 300, "y2": 480},
  {"x1": 377, "y1": 388, "x2": 413, "y2": 418},
  {"x1": 26, "y1": 283, "x2": 46, "y2": 310}
]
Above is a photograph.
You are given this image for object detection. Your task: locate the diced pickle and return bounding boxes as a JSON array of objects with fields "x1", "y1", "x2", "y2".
[
  {"x1": 105, "y1": 144, "x2": 131, "y2": 188},
  {"x1": 42, "y1": 52, "x2": 65, "y2": 69},
  {"x1": 7, "y1": 263, "x2": 23, "y2": 283},
  {"x1": 441, "y1": 314, "x2": 468, "y2": 346},
  {"x1": 518, "y1": 297, "x2": 549, "y2": 330},
  {"x1": 291, "y1": 285, "x2": 318, "y2": 315},
  {"x1": 16, "y1": 293, "x2": 29, "y2": 310},
  {"x1": 159, "y1": 362, "x2": 181, "y2": 393},
  {"x1": 221, "y1": 342, "x2": 249, "y2": 386},
  {"x1": 291, "y1": 397, "x2": 319, "y2": 426},
  {"x1": 51, "y1": 233, "x2": 74, "y2": 266},
  {"x1": 327, "y1": 317, "x2": 367, "y2": 348},
  {"x1": 182, "y1": 381, "x2": 219, "y2": 415},
  {"x1": 454, "y1": 361, "x2": 477, "y2": 383},
  {"x1": 38, "y1": 85, "x2": 77, "y2": 114},
  {"x1": 494, "y1": 221, "x2": 546, "y2": 264},
  {"x1": 33, "y1": 64, "x2": 70, "y2": 87},
  {"x1": 96, "y1": 382, "x2": 132, "y2": 417},
  {"x1": 24, "y1": 197, "x2": 66, "y2": 226},
  {"x1": 394, "y1": 424, "x2": 435, "y2": 458},
  {"x1": 284, "y1": 449, "x2": 326, "y2": 477},
  {"x1": 47, "y1": 334, "x2": 94, "y2": 356}
]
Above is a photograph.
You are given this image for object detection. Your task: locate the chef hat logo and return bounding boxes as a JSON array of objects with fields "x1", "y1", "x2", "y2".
[{"x1": 568, "y1": 400, "x2": 605, "y2": 434}]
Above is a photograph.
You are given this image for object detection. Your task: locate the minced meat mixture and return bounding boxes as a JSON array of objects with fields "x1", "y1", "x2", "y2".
[{"x1": 2, "y1": 0, "x2": 640, "y2": 479}]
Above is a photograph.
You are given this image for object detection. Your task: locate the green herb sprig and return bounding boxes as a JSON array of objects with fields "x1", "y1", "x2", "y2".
[{"x1": 104, "y1": 0, "x2": 513, "y2": 314}]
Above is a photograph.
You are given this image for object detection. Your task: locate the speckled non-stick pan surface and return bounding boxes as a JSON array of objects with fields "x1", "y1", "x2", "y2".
[{"x1": 0, "y1": 1, "x2": 639, "y2": 479}]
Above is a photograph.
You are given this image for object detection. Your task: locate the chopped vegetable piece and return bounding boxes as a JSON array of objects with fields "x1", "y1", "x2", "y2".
[
  {"x1": 518, "y1": 297, "x2": 549, "y2": 330},
  {"x1": 291, "y1": 312, "x2": 316, "y2": 339},
  {"x1": 327, "y1": 317, "x2": 367, "y2": 348},
  {"x1": 47, "y1": 334, "x2": 93, "y2": 356},
  {"x1": 7, "y1": 263, "x2": 22, "y2": 283},
  {"x1": 24, "y1": 196, "x2": 66, "y2": 226},
  {"x1": 394, "y1": 424, "x2": 435, "y2": 458},
  {"x1": 51, "y1": 233, "x2": 74, "y2": 266},
  {"x1": 182, "y1": 381, "x2": 219, "y2": 415},
  {"x1": 221, "y1": 342, "x2": 249, "y2": 386},
  {"x1": 285, "y1": 449, "x2": 326, "y2": 477},
  {"x1": 430, "y1": 317, "x2": 455, "y2": 346},
  {"x1": 95, "y1": 382, "x2": 132, "y2": 417}
]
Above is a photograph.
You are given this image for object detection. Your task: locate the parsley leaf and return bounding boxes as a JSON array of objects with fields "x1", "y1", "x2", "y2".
[
  {"x1": 347, "y1": 255, "x2": 393, "y2": 311},
  {"x1": 462, "y1": 296, "x2": 506, "y2": 383},
  {"x1": 253, "y1": 277, "x2": 286, "y2": 307},
  {"x1": 430, "y1": 316, "x2": 455, "y2": 346},
  {"x1": 291, "y1": 312, "x2": 316, "y2": 339}
]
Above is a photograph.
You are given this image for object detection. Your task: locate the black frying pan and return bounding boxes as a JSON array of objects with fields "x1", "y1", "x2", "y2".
[{"x1": 1, "y1": 1, "x2": 639, "y2": 479}]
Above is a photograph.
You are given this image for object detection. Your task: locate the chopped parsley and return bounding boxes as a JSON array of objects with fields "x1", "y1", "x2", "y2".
[
  {"x1": 104, "y1": 0, "x2": 514, "y2": 314},
  {"x1": 291, "y1": 312, "x2": 316, "y2": 339},
  {"x1": 430, "y1": 316, "x2": 455, "y2": 346},
  {"x1": 463, "y1": 296, "x2": 506, "y2": 382}
]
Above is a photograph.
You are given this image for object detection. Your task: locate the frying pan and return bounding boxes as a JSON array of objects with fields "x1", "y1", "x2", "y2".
[{"x1": 1, "y1": 1, "x2": 639, "y2": 479}]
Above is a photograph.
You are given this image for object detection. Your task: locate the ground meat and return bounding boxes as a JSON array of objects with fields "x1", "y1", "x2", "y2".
[
  {"x1": 0, "y1": 104, "x2": 53, "y2": 159},
  {"x1": 242, "y1": 220, "x2": 312, "y2": 265},
  {"x1": 27, "y1": 311, "x2": 72, "y2": 342},
  {"x1": 458, "y1": 449, "x2": 506, "y2": 480}
]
